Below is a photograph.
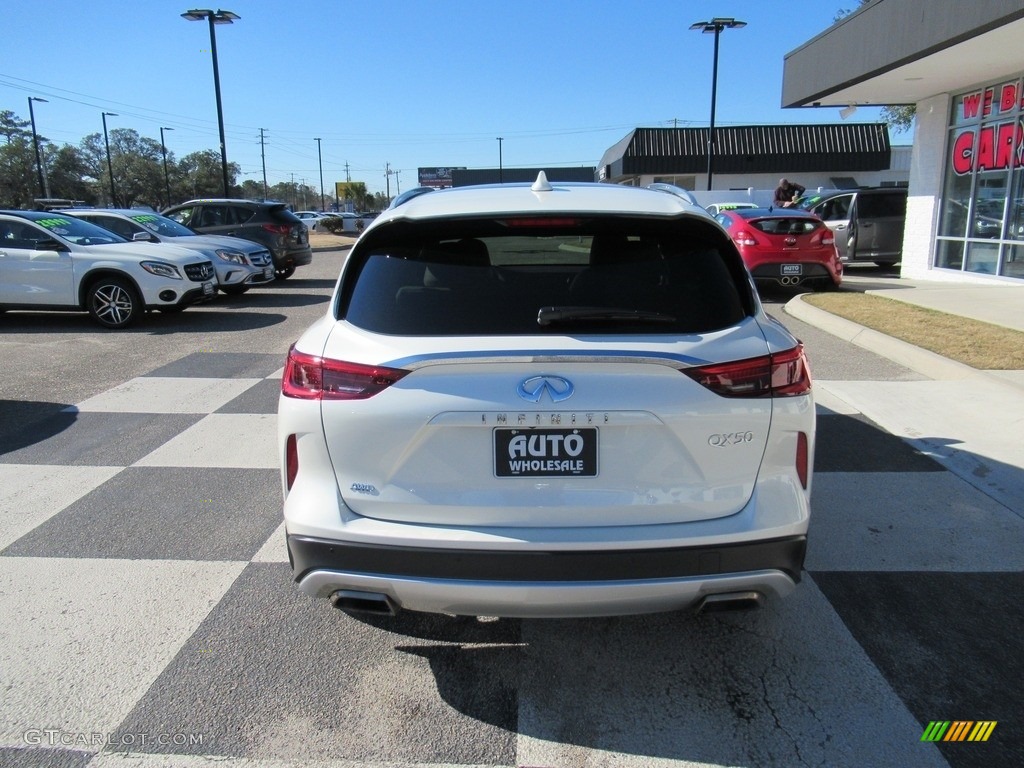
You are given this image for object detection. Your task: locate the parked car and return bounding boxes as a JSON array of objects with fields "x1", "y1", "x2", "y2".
[
  {"x1": 714, "y1": 207, "x2": 843, "y2": 291},
  {"x1": 294, "y1": 211, "x2": 333, "y2": 231},
  {"x1": 64, "y1": 209, "x2": 274, "y2": 295},
  {"x1": 162, "y1": 199, "x2": 312, "y2": 279},
  {"x1": 705, "y1": 202, "x2": 758, "y2": 216},
  {"x1": 795, "y1": 187, "x2": 907, "y2": 266},
  {"x1": 278, "y1": 173, "x2": 815, "y2": 619},
  {"x1": 0, "y1": 210, "x2": 215, "y2": 329}
]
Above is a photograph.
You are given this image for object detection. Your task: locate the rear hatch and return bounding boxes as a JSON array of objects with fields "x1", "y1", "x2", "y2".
[
  {"x1": 742, "y1": 214, "x2": 830, "y2": 260},
  {"x1": 318, "y1": 214, "x2": 774, "y2": 528},
  {"x1": 269, "y1": 205, "x2": 307, "y2": 247}
]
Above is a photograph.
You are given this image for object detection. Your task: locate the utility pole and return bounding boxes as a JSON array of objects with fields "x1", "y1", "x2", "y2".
[
  {"x1": 259, "y1": 128, "x2": 268, "y2": 199},
  {"x1": 385, "y1": 162, "x2": 392, "y2": 200}
]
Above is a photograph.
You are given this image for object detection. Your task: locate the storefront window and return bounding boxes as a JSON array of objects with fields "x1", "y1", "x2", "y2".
[
  {"x1": 1003, "y1": 245, "x2": 1024, "y2": 279},
  {"x1": 936, "y1": 77, "x2": 1024, "y2": 279},
  {"x1": 935, "y1": 239, "x2": 964, "y2": 270}
]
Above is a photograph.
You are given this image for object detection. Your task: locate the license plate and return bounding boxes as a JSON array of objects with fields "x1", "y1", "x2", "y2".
[
  {"x1": 263, "y1": 266, "x2": 274, "y2": 279},
  {"x1": 494, "y1": 427, "x2": 598, "y2": 477},
  {"x1": 202, "y1": 281, "x2": 215, "y2": 295},
  {"x1": 782, "y1": 264, "x2": 803, "y2": 275}
]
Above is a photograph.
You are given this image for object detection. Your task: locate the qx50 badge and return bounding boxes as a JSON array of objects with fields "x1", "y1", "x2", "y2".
[{"x1": 517, "y1": 375, "x2": 574, "y2": 403}]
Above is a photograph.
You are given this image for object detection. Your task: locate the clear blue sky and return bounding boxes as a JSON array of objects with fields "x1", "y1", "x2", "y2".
[{"x1": 1, "y1": 1, "x2": 886, "y2": 197}]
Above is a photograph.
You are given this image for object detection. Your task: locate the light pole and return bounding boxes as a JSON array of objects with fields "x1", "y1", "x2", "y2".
[
  {"x1": 28, "y1": 97, "x2": 49, "y2": 200},
  {"x1": 496, "y1": 137, "x2": 504, "y2": 183},
  {"x1": 689, "y1": 17, "x2": 745, "y2": 191},
  {"x1": 101, "y1": 111, "x2": 118, "y2": 206},
  {"x1": 315, "y1": 137, "x2": 325, "y2": 211},
  {"x1": 160, "y1": 126, "x2": 174, "y2": 206},
  {"x1": 182, "y1": 8, "x2": 239, "y2": 198}
]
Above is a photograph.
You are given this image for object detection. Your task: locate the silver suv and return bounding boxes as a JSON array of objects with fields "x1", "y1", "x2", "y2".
[
  {"x1": 797, "y1": 188, "x2": 907, "y2": 267},
  {"x1": 66, "y1": 209, "x2": 275, "y2": 295}
]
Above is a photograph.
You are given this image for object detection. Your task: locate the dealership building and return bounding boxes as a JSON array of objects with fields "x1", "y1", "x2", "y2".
[{"x1": 783, "y1": 0, "x2": 1024, "y2": 283}]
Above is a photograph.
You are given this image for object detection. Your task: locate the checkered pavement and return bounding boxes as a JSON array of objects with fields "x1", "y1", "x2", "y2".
[{"x1": 1, "y1": 351, "x2": 1020, "y2": 767}]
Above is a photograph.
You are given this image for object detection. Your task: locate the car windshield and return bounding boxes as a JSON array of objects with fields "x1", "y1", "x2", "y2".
[
  {"x1": 127, "y1": 212, "x2": 196, "y2": 237},
  {"x1": 29, "y1": 214, "x2": 127, "y2": 246},
  {"x1": 340, "y1": 215, "x2": 752, "y2": 335}
]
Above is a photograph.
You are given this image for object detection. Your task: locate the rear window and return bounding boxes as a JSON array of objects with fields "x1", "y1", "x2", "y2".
[
  {"x1": 339, "y1": 216, "x2": 752, "y2": 335},
  {"x1": 750, "y1": 218, "x2": 821, "y2": 235},
  {"x1": 268, "y1": 205, "x2": 302, "y2": 225}
]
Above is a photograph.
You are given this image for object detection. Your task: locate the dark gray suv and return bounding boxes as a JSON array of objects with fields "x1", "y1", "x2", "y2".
[{"x1": 162, "y1": 199, "x2": 312, "y2": 279}]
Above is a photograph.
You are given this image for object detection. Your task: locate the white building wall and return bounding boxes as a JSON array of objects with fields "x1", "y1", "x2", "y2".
[{"x1": 901, "y1": 93, "x2": 947, "y2": 280}]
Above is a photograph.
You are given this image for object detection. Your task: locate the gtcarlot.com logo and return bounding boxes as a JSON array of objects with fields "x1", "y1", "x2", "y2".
[{"x1": 921, "y1": 720, "x2": 997, "y2": 742}]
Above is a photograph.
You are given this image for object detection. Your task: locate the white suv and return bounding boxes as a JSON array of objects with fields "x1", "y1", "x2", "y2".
[
  {"x1": 278, "y1": 174, "x2": 815, "y2": 619},
  {"x1": 0, "y1": 210, "x2": 216, "y2": 329}
]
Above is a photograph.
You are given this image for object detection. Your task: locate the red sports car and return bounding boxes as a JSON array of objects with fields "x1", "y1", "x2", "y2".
[{"x1": 714, "y1": 207, "x2": 842, "y2": 291}]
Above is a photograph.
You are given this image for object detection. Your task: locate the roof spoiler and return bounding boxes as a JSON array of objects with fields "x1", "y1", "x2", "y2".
[{"x1": 645, "y1": 183, "x2": 699, "y2": 205}]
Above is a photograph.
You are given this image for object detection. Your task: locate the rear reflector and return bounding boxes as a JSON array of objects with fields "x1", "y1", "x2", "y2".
[
  {"x1": 796, "y1": 431, "x2": 809, "y2": 489},
  {"x1": 285, "y1": 433, "x2": 298, "y2": 490},
  {"x1": 282, "y1": 346, "x2": 409, "y2": 400},
  {"x1": 682, "y1": 344, "x2": 811, "y2": 398}
]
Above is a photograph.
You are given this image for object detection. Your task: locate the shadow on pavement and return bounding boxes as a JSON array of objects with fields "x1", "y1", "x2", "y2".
[{"x1": 0, "y1": 400, "x2": 76, "y2": 455}]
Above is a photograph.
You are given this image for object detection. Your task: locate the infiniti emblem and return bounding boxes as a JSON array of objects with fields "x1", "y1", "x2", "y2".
[{"x1": 517, "y1": 375, "x2": 574, "y2": 403}]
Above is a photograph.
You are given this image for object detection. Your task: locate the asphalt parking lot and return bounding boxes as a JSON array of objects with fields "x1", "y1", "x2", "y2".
[{"x1": 1, "y1": 253, "x2": 1021, "y2": 767}]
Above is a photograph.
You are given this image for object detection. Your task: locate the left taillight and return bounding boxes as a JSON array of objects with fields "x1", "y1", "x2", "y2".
[
  {"x1": 682, "y1": 344, "x2": 812, "y2": 398},
  {"x1": 281, "y1": 345, "x2": 410, "y2": 400}
]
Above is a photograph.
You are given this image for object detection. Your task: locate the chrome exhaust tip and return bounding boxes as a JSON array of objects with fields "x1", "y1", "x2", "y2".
[
  {"x1": 695, "y1": 591, "x2": 764, "y2": 614},
  {"x1": 330, "y1": 589, "x2": 399, "y2": 616}
]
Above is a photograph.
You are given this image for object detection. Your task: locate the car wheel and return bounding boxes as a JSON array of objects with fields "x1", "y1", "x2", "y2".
[
  {"x1": 219, "y1": 284, "x2": 250, "y2": 296},
  {"x1": 275, "y1": 265, "x2": 295, "y2": 280},
  {"x1": 86, "y1": 276, "x2": 141, "y2": 329}
]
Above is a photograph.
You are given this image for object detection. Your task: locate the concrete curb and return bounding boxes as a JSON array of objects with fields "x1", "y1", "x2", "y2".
[{"x1": 784, "y1": 293, "x2": 1024, "y2": 393}]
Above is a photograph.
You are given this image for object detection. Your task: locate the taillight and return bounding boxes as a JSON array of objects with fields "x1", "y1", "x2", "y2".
[
  {"x1": 281, "y1": 345, "x2": 409, "y2": 400},
  {"x1": 733, "y1": 229, "x2": 758, "y2": 247},
  {"x1": 682, "y1": 344, "x2": 811, "y2": 398},
  {"x1": 262, "y1": 223, "x2": 292, "y2": 235},
  {"x1": 285, "y1": 433, "x2": 299, "y2": 490}
]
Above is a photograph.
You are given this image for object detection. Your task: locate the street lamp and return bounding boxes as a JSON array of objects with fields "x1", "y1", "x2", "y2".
[
  {"x1": 315, "y1": 137, "x2": 325, "y2": 211},
  {"x1": 160, "y1": 127, "x2": 174, "y2": 206},
  {"x1": 182, "y1": 8, "x2": 239, "y2": 198},
  {"x1": 101, "y1": 111, "x2": 118, "y2": 206},
  {"x1": 689, "y1": 17, "x2": 745, "y2": 191},
  {"x1": 28, "y1": 97, "x2": 49, "y2": 199},
  {"x1": 496, "y1": 137, "x2": 504, "y2": 183}
]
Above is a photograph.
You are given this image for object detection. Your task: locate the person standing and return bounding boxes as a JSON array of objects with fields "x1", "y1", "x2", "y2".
[{"x1": 774, "y1": 178, "x2": 805, "y2": 207}]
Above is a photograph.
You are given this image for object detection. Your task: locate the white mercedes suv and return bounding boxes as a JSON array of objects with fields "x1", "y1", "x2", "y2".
[
  {"x1": 0, "y1": 210, "x2": 216, "y2": 329},
  {"x1": 279, "y1": 175, "x2": 815, "y2": 619}
]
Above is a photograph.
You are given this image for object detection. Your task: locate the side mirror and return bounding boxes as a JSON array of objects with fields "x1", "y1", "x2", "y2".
[
  {"x1": 132, "y1": 231, "x2": 155, "y2": 242},
  {"x1": 35, "y1": 238, "x2": 69, "y2": 252}
]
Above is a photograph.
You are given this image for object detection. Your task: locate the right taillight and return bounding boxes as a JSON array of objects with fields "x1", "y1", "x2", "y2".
[
  {"x1": 262, "y1": 223, "x2": 292, "y2": 235},
  {"x1": 281, "y1": 345, "x2": 409, "y2": 400},
  {"x1": 683, "y1": 344, "x2": 811, "y2": 398}
]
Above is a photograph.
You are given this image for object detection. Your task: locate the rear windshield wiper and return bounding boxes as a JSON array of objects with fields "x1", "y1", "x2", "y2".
[{"x1": 537, "y1": 306, "x2": 677, "y2": 326}]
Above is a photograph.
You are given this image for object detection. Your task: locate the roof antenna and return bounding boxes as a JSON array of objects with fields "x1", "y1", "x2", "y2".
[{"x1": 531, "y1": 171, "x2": 553, "y2": 192}]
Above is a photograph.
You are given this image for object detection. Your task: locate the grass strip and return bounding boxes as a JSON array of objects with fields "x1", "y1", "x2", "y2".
[{"x1": 801, "y1": 292, "x2": 1024, "y2": 370}]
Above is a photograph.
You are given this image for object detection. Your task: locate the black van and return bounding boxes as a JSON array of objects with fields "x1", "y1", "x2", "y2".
[{"x1": 797, "y1": 188, "x2": 908, "y2": 266}]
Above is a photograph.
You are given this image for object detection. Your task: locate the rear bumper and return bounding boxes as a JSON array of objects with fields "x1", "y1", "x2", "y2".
[
  {"x1": 288, "y1": 534, "x2": 805, "y2": 617},
  {"x1": 273, "y1": 245, "x2": 313, "y2": 269}
]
